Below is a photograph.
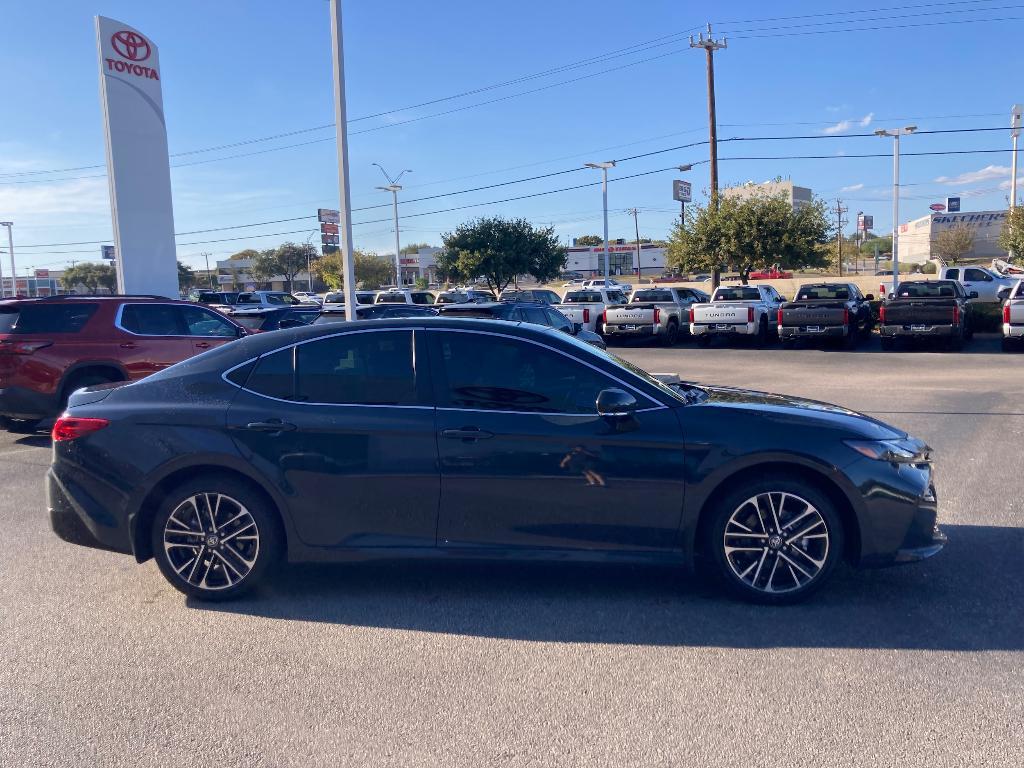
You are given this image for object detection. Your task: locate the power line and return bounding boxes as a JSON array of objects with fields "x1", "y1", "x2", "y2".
[
  {"x1": 713, "y1": 0, "x2": 1006, "y2": 25},
  {"x1": 726, "y1": 14, "x2": 1024, "y2": 39}
]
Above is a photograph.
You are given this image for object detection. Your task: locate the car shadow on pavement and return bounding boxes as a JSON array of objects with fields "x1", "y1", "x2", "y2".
[
  {"x1": 192, "y1": 523, "x2": 1023, "y2": 651},
  {"x1": 15, "y1": 434, "x2": 51, "y2": 448}
]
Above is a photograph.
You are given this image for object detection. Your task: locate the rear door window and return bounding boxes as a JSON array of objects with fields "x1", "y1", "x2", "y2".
[
  {"x1": 0, "y1": 303, "x2": 98, "y2": 334},
  {"x1": 119, "y1": 304, "x2": 186, "y2": 336},
  {"x1": 180, "y1": 305, "x2": 239, "y2": 337},
  {"x1": 520, "y1": 306, "x2": 549, "y2": 326}
]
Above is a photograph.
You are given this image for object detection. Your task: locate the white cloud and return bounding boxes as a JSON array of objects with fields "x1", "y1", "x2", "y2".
[
  {"x1": 934, "y1": 165, "x2": 1011, "y2": 185},
  {"x1": 823, "y1": 119, "x2": 852, "y2": 135},
  {"x1": 823, "y1": 113, "x2": 874, "y2": 134},
  {"x1": 859, "y1": 112, "x2": 874, "y2": 127},
  {"x1": 840, "y1": 183, "x2": 864, "y2": 193}
]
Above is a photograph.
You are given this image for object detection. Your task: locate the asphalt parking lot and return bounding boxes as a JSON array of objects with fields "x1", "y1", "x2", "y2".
[{"x1": 2, "y1": 335, "x2": 1021, "y2": 767}]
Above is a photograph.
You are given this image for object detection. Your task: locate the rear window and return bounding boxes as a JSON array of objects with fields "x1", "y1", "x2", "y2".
[
  {"x1": 564, "y1": 292, "x2": 602, "y2": 303},
  {"x1": 632, "y1": 290, "x2": 674, "y2": 302},
  {"x1": 796, "y1": 285, "x2": 852, "y2": 301},
  {"x1": 896, "y1": 282, "x2": 959, "y2": 299},
  {"x1": 377, "y1": 293, "x2": 407, "y2": 304},
  {"x1": 0, "y1": 303, "x2": 99, "y2": 334},
  {"x1": 714, "y1": 287, "x2": 761, "y2": 301}
]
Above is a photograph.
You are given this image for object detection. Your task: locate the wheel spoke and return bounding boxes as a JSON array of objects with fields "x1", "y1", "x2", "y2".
[{"x1": 785, "y1": 519, "x2": 825, "y2": 545}]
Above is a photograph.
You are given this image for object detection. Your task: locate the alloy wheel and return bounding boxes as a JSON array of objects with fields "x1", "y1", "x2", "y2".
[
  {"x1": 722, "y1": 491, "x2": 830, "y2": 594},
  {"x1": 162, "y1": 493, "x2": 260, "y2": 591}
]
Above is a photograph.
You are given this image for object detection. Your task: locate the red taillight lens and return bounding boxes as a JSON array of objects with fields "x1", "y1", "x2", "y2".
[
  {"x1": 0, "y1": 340, "x2": 52, "y2": 355},
  {"x1": 952, "y1": 304, "x2": 960, "y2": 325},
  {"x1": 1004, "y1": 304, "x2": 1011, "y2": 324},
  {"x1": 777, "y1": 308, "x2": 783, "y2": 324},
  {"x1": 52, "y1": 417, "x2": 110, "y2": 442},
  {"x1": 689, "y1": 307, "x2": 695, "y2": 323},
  {"x1": 583, "y1": 308, "x2": 590, "y2": 324},
  {"x1": 843, "y1": 307, "x2": 850, "y2": 326},
  {"x1": 747, "y1": 307, "x2": 754, "y2": 323},
  {"x1": 879, "y1": 305, "x2": 887, "y2": 322},
  {"x1": 602, "y1": 309, "x2": 607, "y2": 325},
  {"x1": 653, "y1": 307, "x2": 661, "y2": 324}
]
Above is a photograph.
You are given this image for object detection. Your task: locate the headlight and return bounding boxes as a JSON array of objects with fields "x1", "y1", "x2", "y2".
[{"x1": 844, "y1": 438, "x2": 931, "y2": 464}]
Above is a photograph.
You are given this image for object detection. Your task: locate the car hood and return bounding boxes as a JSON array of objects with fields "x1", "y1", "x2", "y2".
[{"x1": 693, "y1": 385, "x2": 906, "y2": 440}]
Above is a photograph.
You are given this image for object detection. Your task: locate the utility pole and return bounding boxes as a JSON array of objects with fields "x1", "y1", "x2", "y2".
[
  {"x1": 834, "y1": 199, "x2": 848, "y2": 277},
  {"x1": 585, "y1": 161, "x2": 616, "y2": 279},
  {"x1": 373, "y1": 164, "x2": 412, "y2": 286},
  {"x1": 875, "y1": 126, "x2": 916, "y2": 293},
  {"x1": 690, "y1": 24, "x2": 726, "y2": 288},
  {"x1": 202, "y1": 252, "x2": 214, "y2": 289},
  {"x1": 329, "y1": 0, "x2": 357, "y2": 316},
  {"x1": 1012, "y1": 105, "x2": 1022, "y2": 260},
  {"x1": 0, "y1": 222, "x2": 14, "y2": 299},
  {"x1": 626, "y1": 208, "x2": 641, "y2": 282}
]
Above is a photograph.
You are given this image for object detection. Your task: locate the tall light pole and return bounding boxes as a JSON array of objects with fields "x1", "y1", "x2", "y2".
[
  {"x1": 875, "y1": 126, "x2": 916, "y2": 293},
  {"x1": 373, "y1": 164, "x2": 412, "y2": 287},
  {"x1": 585, "y1": 161, "x2": 615, "y2": 278},
  {"x1": 0, "y1": 222, "x2": 13, "y2": 298},
  {"x1": 1011, "y1": 105, "x2": 1022, "y2": 261},
  {"x1": 626, "y1": 208, "x2": 641, "y2": 281},
  {"x1": 329, "y1": 0, "x2": 357, "y2": 316}
]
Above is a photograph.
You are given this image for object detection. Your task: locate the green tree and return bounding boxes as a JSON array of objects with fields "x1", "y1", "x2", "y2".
[
  {"x1": 247, "y1": 243, "x2": 316, "y2": 291},
  {"x1": 247, "y1": 249, "x2": 279, "y2": 288},
  {"x1": 312, "y1": 249, "x2": 394, "y2": 290},
  {"x1": 439, "y1": 217, "x2": 566, "y2": 293},
  {"x1": 400, "y1": 242, "x2": 432, "y2": 255},
  {"x1": 998, "y1": 207, "x2": 1024, "y2": 261},
  {"x1": 62, "y1": 262, "x2": 117, "y2": 294},
  {"x1": 932, "y1": 224, "x2": 975, "y2": 265},
  {"x1": 228, "y1": 248, "x2": 260, "y2": 261},
  {"x1": 574, "y1": 234, "x2": 604, "y2": 247},
  {"x1": 177, "y1": 261, "x2": 196, "y2": 293}
]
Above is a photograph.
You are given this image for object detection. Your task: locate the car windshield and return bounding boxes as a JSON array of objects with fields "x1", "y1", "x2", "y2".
[
  {"x1": 896, "y1": 282, "x2": 959, "y2": 298},
  {"x1": 796, "y1": 285, "x2": 851, "y2": 301},
  {"x1": 715, "y1": 287, "x2": 761, "y2": 301},
  {"x1": 564, "y1": 292, "x2": 602, "y2": 303},
  {"x1": 632, "y1": 290, "x2": 674, "y2": 302}
]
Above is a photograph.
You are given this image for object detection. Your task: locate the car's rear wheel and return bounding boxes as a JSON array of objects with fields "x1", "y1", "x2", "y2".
[
  {"x1": 1003, "y1": 338, "x2": 1019, "y2": 352},
  {"x1": 151, "y1": 476, "x2": 282, "y2": 601},
  {"x1": 880, "y1": 336, "x2": 896, "y2": 351},
  {"x1": 706, "y1": 478, "x2": 844, "y2": 605},
  {"x1": 661, "y1": 320, "x2": 679, "y2": 346}
]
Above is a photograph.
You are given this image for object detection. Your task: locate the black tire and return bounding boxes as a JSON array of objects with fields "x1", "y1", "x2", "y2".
[
  {"x1": 705, "y1": 475, "x2": 844, "y2": 605},
  {"x1": 844, "y1": 324, "x2": 859, "y2": 350},
  {"x1": 151, "y1": 475, "x2": 283, "y2": 601},
  {"x1": 697, "y1": 335, "x2": 711, "y2": 348},
  {"x1": 1003, "y1": 338, "x2": 1018, "y2": 352},
  {"x1": 0, "y1": 416, "x2": 43, "y2": 433},
  {"x1": 880, "y1": 336, "x2": 896, "y2": 351},
  {"x1": 661, "y1": 320, "x2": 680, "y2": 347},
  {"x1": 755, "y1": 317, "x2": 770, "y2": 347}
]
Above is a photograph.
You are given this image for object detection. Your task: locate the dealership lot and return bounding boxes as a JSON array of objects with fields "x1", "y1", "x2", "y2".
[{"x1": 1, "y1": 338, "x2": 1021, "y2": 767}]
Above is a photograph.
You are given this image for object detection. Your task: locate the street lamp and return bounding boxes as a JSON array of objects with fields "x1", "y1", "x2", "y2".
[
  {"x1": 874, "y1": 126, "x2": 916, "y2": 293},
  {"x1": 373, "y1": 163, "x2": 412, "y2": 286},
  {"x1": 585, "y1": 161, "x2": 616, "y2": 278},
  {"x1": 0, "y1": 222, "x2": 13, "y2": 298}
]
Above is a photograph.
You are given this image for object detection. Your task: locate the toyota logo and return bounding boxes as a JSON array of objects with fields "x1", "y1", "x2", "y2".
[{"x1": 111, "y1": 30, "x2": 151, "y2": 62}]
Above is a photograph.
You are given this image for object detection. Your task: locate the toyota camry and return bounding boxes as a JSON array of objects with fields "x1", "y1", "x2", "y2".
[{"x1": 47, "y1": 317, "x2": 945, "y2": 604}]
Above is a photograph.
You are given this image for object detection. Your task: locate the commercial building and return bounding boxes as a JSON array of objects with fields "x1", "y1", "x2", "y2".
[
  {"x1": 897, "y1": 209, "x2": 1010, "y2": 264},
  {"x1": 564, "y1": 243, "x2": 667, "y2": 277},
  {"x1": 397, "y1": 246, "x2": 442, "y2": 285},
  {"x1": 722, "y1": 179, "x2": 814, "y2": 210},
  {"x1": 1, "y1": 269, "x2": 65, "y2": 297}
]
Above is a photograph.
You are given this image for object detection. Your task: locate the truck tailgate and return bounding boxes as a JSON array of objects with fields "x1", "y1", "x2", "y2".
[
  {"x1": 780, "y1": 303, "x2": 846, "y2": 327},
  {"x1": 605, "y1": 305, "x2": 657, "y2": 325},
  {"x1": 693, "y1": 304, "x2": 750, "y2": 324},
  {"x1": 1008, "y1": 302, "x2": 1024, "y2": 325},
  {"x1": 884, "y1": 301, "x2": 957, "y2": 325}
]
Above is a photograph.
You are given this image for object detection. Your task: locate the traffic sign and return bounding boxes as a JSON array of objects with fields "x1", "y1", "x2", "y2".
[
  {"x1": 317, "y1": 208, "x2": 340, "y2": 224},
  {"x1": 672, "y1": 179, "x2": 692, "y2": 203}
]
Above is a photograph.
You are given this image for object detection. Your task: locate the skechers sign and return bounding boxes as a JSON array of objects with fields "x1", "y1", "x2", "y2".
[{"x1": 104, "y1": 29, "x2": 160, "y2": 80}]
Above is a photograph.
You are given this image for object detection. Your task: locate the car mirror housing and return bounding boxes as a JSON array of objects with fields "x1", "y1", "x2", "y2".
[
  {"x1": 572, "y1": 322, "x2": 583, "y2": 335},
  {"x1": 596, "y1": 388, "x2": 638, "y2": 418}
]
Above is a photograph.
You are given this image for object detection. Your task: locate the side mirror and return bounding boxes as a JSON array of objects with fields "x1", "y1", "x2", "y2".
[
  {"x1": 571, "y1": 322, "x2": 583, "y2": 335},
  {"x1": 235, "y1": 325, "x2": 248, "y2": 338},
  {"x1": 998, "y1": 288, "x2": 1010, "y2": 300},
  {"x1": 596, "y1": 388, "x2": 638, "y2": 418},
  {"x1": 969, "y1": 291, "x2": 979, "y2": 299},
  {"x1": 865, "y1": 293, "x2": 875, "y2": 301}
]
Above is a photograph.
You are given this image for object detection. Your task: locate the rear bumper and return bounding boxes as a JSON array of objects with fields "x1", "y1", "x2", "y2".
[
  {"x1": 604, "y1": 324, "x2": 659, "y2": 338},
  {"x1": 1004, "y1": 324, "x2": 1024, "y2": 339},
  {"x1": 47, "y1": 467, "x2": 133, "y2": 555},
  {"x1": 0, "y1": 385, "x2": 59, "y2": 420},
  {"x1": 779, "y1": 325, "x2": 847, "y2": 339},
  {"x1": 690, "y1": 321, "x2": 755, "y2": 336},
  {"x1": 879, "y1": 324, "x2": 957, "y2": 337}
]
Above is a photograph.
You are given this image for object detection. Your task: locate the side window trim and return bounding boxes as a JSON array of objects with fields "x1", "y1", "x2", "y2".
[
  {"x1": 221, "y1": 326, "x2": 433, "y2": 409},
  {"x1": 424, "y1": 327, "x2": 665, "y2": 411}
]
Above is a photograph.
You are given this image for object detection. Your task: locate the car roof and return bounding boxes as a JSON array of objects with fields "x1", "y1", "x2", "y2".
[{"x1": 0, "y1": 294, "x2": 181, "y2": 305}]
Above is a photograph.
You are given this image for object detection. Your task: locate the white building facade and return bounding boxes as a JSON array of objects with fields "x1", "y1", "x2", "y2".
[
  {"x1": 898, "y1": 210, "x2": 1010, "y2": 264},
  {"x1": 722, "y1": 180, "x2": 814, "y2": 210},
  {"x1": 564, "y1": 243, "x2": 667, "y2": 277}
]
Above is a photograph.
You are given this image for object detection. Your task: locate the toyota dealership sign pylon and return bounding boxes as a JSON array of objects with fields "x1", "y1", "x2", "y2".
[{"x1": 96, "y1": 16, "x2": 177, "y2": 297}]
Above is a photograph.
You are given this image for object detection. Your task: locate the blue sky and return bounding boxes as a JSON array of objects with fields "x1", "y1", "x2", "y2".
[{"x1": 1, "y1": 0, "x2": 1021, "y2": 272}]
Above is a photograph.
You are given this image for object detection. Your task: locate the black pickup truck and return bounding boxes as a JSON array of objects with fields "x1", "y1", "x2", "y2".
[
  {"x1": 777, "y1": 282, "x2": 874, "y2": 348},
  {"x1": 879, "y1": 279, "x2": 976, "y2": 350}
]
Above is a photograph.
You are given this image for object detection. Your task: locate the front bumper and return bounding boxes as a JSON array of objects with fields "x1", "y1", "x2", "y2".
[
  {"x1": 879, "y1": 324, "x2": 957, "y2": 338},
  {"x1": 779, "y1": 325, "x2": 847, "y2": 339},
  {"x1": 894, "y1": 525, "x2": 947, "y2": 563},
  {"x1": 0, "y1": 385, "x2": 59, "y2": 420}
]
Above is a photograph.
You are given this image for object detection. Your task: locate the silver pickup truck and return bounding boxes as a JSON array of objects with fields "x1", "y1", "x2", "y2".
[
  {"x1": 1000, "y1": 279, "x2": 1024, "y2": 351},
  {"x1": 603, "y1": 287, "x2": 708, "y2": 345},
  {"x1": 690, "y1": 284, "x2": 786, "y2": 345}
]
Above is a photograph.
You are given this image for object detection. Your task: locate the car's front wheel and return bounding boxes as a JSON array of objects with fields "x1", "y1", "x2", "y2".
[
  {"x1": 151, "y1": 476, "x2": 282, "y2": 601},
  {"x1": 706, "y1": 477, "x2": 844, "y2": 604}
]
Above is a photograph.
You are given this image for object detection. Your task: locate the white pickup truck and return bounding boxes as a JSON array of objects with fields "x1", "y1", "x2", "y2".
[
  {"x1": 602, "y1": 287, "x2": 707, "y2": 345},
  {"x1": 582, "y1": 278, "x2": 633, "y2": 294},
  {"x1": 554, "y1": 287, "x2": 629, "y2": 334},
  {"x1": 1001, "y1": 279, "x2": 1024, "y2": 351},
  {"x1": 880, "y1": 266, "x2": 1016, "y2": 303},
  {"x1": 689, "y1": 284, "x2": 786, "y2": 345}
]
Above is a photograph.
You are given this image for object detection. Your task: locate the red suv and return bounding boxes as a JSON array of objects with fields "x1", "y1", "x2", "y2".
[{"x1": 0, "y1": 295, "x2": 247, "y2": 429}]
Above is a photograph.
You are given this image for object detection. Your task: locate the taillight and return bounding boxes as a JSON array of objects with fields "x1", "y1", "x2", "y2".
[
  {"x1": 879, "y1": 283, "x2": 885, "y2": 296},
  {"x1": 583, "y1": 308, "x2": 590, "y2": 324},
  {"x1": 879, "y1": 305, "x2": 887, "y2": 322},
  {"x1": 602, "y1": 309, "x2": 607, "y2": 325},
  {"x1": 52, "y1": 416, "x2": 110, "y2": 442},
  {"x1": 1004, "y1": 304, "x2": 1011, "y2": 324},
  {"x1": 777, "y1": 308, "x2": 783, "y2": 325},
  {"x1": 0, "y1": 340, "x2": 52, "y2": 355},
  {"x1": 689, "y1": 307, "x2": 695, "y2": 323},
  {"x1": 843, "y1": 307, "x2": 850, "y2": 326},
  {"x1": 653, "y1": 307, "x2": 661, "y2": 324},
  {"x1": 747, "y1": 307, "x2": 754, "y2": 323},
  {"x1": 952, "y1": 304, "x2": 960, "y2": 325}
]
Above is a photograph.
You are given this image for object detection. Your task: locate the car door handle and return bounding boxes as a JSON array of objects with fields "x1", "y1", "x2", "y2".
[
  {"x1": 441, "y1": 427, "x2": 494, "y2": 441},
  {"x1": 119, "y1": 342, "x2": 137, "y2": 349},
  {"x1": 244, "y1": 420, "x2": 297, "y2": 433},
  {"x1": 195, "y1": 341, "x2": 212, "y2": 349}
]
